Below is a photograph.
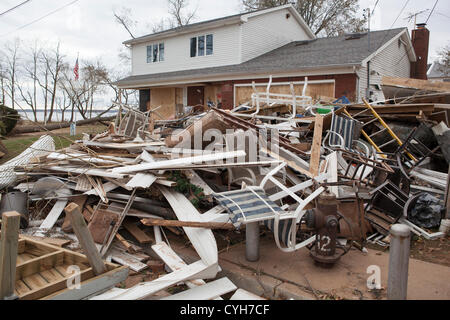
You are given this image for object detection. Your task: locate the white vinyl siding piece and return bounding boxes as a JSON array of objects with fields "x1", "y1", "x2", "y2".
[{"x1": 161, "y1": 277, "x2": 237, "y2": 300}]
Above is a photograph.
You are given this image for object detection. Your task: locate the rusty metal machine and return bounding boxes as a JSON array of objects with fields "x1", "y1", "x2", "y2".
[{"x1": 306, "y1": 191, "x2": 353, "y2": 267}]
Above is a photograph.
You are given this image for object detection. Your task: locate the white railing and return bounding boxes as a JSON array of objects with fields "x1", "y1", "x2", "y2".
[{"x1": 250, "y1": 75, "x2": 312, "y2": 119}]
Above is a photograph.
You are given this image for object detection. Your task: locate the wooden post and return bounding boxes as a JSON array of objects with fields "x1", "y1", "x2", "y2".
[
  {"x1": 65, "y1": 203, "x2": 106, "y2": 275},
  {"x1": 309, "y1": 114, "x2": 324, "y2": 177},
  {"x1": 0, "y1": 212, "x2": 20, "y2": 300}
]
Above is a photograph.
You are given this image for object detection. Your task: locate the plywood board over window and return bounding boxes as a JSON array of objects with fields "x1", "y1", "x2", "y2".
[
  {"x1": 204, "y1": 85, "x2": 222, "y2": 107},
  {"x1": 150, "y1": 87, "x2": 176, "y2": 120},
  {"x1": 234, "y1": 81, "x2": 335, "y2": 107}
]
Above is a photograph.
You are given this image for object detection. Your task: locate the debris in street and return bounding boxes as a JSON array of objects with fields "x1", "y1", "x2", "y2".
[{"x1": 1, "y1": 74, "x2": 449, "y2": 300}]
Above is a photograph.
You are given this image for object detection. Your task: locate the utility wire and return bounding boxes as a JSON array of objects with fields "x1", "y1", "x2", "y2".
[
  {"x1": 371, "y1": 0, "x2": 380, "y2": 15},
  {"x1": 425, "y1": 0, "x2": 439, "y2": 24},
  {"x1": 376, "y1": 0, "x2": 410, "y2": 50},
  {"x1": 1, "y1": 0, "x2": 80, "y2": 37},
  {"x1": 0, "y1": 0, "x2": 32, "y2": 18}
]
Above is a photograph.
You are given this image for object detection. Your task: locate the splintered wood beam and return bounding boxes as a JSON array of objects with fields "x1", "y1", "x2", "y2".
[
  {"x1": 0, "y1": 212, "x2": 20, "y2": 299},
  {"x1": 122, "y1": 221, "x2": 153, "y2": 244},
  {"x1": 309, "y1": 115, "x2": 323, "y2": 177},
  {"x1": 140, "y1": 218, "x2": 235, "y2": 230},
  {"x1": 65, "y1": 203, "x2": 106, "y2": 276}
]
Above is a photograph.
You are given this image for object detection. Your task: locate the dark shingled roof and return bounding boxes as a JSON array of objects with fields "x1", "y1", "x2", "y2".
[{"x1": 116, "y1": 28, "x2": 407, "y2": 87}]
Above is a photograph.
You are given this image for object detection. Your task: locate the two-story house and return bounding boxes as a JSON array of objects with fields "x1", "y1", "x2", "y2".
[{"x1": 116, "y1": 4, "x2": 423, "y2": 119}]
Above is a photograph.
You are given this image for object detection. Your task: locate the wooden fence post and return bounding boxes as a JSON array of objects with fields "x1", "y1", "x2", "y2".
[
  {"x1": 0, "y1": 212, "x2": 20, "y2": 300},
  {"x1": 65, "y1": 203, "x2": 106, "y2": 275}
]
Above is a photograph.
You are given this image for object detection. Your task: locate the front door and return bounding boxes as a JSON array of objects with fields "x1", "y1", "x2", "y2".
[{"x1": 187, "y1": 86, "x2": 204, "y2": 106}]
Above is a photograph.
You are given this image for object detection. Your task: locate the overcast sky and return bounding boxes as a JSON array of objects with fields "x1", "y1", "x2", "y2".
[{"x1": 0, "y1": 0, "x2": 448, "y2": 70}]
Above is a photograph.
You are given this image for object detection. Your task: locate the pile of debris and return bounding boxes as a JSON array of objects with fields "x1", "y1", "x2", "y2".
[{"x1": 0, "y1": 76, "x2": 449, "y2": 300}]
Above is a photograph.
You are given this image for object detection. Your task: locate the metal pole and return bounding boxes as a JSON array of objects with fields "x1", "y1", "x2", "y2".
[
  {"x1": 245, "y1": 222, "x2": 260, "y2": 262},
  {"x1": 388, "y1": 224, "x2": 411, "y2": 300}
]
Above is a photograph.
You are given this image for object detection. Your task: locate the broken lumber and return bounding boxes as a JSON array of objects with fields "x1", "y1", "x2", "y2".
[
  {"x1": 141, "y1": 218, "x2": 235, "y2": 230},
  {"x1": 65, "y1": 203, "x2": 106, "y2": 275}
]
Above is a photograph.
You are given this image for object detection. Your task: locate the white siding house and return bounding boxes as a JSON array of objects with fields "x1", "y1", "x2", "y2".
[{"x1": 127, "y1": 5, "x2": 315, "y2": 77}]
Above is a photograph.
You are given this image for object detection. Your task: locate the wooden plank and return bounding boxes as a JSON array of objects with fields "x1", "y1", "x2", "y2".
[
  {"x1": 22, "y1": 273, "x2": 49, "y2": 291},
  {"x1": 309, "y1": 114, "x2": 323, "y2": 177},
  {"x1": 39, "y1": 268, "x2": 65, "y2": 283},
  {"x1": 162, "y1": 277, "x2": 237, "y2": 300},
  {"x1": 22, "y1": 234, "x2": 72, "y2": 248},
  {"x1": 75, "y1": 175, "x2": 91, "y2": 191},
  {"x1": 123, "y1": 220, "x2": 153, "y2": 244},
  {"x1": 262, "y1": 147, "x2": 312, "y2": 178},
  {"x1": 14, "y1": 280, "x2": 31, "y2": 296},
  {"x1": 15, "y1": 251, "x2": 64, "y2": 281},
  {"x1": 84, "y1": 181, "x2": 120, "y2": 196},
  {"x1": 39, "y1": 199, "x2": 68, "y2": 231},
  {"x1": 382, "y1": 76, "x2": 450, "y2": 93},
  {"x1": 109, "y1": 250, "x2": 148, "y2": 272},
  {"x1": 115, "y1": 233, "x2": 135, "y2": 253},
  {"x1": 20, "y1": 268, "x2": 94, "y2": 300},
  {"x1": 44, "y1": 265, "x2": 128, "y2": 300},
  {"x1": 62, "y1": 195, "x2": 88, "y2": 233},
  {"x1": 141, "y1": 218, "x2": 235, "y2": 230},
  {"x1": 46, "y1": 166, "x2": 125, "y2": 179},
  {"x1": 0, "y1": 212, "x2": 20, "y2": 299},
  {"x1": 65, "y1": 203, "x2": 107, "y2": 276}
]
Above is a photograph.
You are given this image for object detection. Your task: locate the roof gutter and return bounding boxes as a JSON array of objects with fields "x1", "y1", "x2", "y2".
[{"x1": 115, "y1": 64, "x2": 358, "y2": 89}]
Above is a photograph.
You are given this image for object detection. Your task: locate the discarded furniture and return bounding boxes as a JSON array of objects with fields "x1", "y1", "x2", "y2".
[
  {"x1": 365, "y1": 180, "x2": 409, "y2": 236},
  {"x1": 3, "y1": 235, "x2": 127, "y2": 300},
  {"x1": 213, "y1": 162, "x2": 326, "y2": 261}
]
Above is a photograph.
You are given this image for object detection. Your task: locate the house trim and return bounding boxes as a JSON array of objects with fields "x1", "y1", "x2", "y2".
[{"x1": 117, "y1": 65, "x2": 357, "y2": 89}]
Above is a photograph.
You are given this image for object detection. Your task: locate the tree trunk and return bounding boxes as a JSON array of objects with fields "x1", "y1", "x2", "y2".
[{"x1": 13, "y1": 115, "x2": 116, "y2": 134}]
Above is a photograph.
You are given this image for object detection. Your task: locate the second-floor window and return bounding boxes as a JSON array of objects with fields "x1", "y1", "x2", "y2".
[
  {"x1": 147, "y1": 43, "x2": 164, "y2": 63},
  {"x1": 190, "y1": 34, "x2": 213, "y2": 57}
]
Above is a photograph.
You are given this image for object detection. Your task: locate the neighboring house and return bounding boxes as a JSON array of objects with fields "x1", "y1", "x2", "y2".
[
  {"x1": 116, "y1": 4, "x2": 419, "y2": 119},
  {"x1": 427, "y1": 62, "x2": 450, "y2": 81}
]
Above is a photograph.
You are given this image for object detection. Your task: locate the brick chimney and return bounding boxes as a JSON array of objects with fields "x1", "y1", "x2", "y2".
[{"x1": 410, "y1": 23, "x2": 430, "y2": 80}]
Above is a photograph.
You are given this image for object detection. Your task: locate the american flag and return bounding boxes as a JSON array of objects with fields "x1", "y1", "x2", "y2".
[{"x1": 74, "y1": 57, "x2": 79, "y2": 81}]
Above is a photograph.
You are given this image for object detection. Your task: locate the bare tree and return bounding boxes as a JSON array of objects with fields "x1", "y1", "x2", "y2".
[
  {"x1": 114, "y1": 7, "x2": 137, "y2": 39},
  {"x1": 17, "y1": 40, "x2": 41, "y2": 122},
  {"x1": 241, "y1": 0, "x2": 366, "y2": 36},
  {"x1": 2, "y1": 39, "x2": 21, "y2": 109},
  {"x1": 0, "y1": 58, "x2": 6, "y2": 106},
  {"x1": 168, "y1": 0, "x2": 197, "y2": 27},
  {"x1": 40, "y1": 43, "x2": 65, "y2": 123}
]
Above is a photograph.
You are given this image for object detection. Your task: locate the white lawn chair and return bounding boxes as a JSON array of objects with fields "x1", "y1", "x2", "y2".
[{"x1": 213, "y1": 162, "x2": 327, "y2": 260}]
